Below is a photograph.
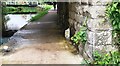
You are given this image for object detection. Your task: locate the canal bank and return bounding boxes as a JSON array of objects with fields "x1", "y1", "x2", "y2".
[
  {"x1": 1, "y1": 14, "x2": 36, "y2": 44},
  {"x1": 1, "y1": 10, "x2": 83, "y2": 64},
  {"x1": 1, "y1": 4, "x2": 53, "y2": 44}
]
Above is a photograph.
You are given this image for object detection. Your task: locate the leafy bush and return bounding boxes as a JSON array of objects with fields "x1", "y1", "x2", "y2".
[
  {"x1": 71, "y1": 16, "x2": 88, "y2": 45},
  {"x1": 93, "y1": 51, "x2": 120, "y2": 64},
  {"x1": 90, "y1": 2, "x2": 120, "y2": 64},
  {"x1": 106, "y1": 1, "x2": 120, "y2": 50},
  {"x1": 44, "y1": 5, "x2": 53, "y2": 10},
  {"x1": 71, "y1": 27, "x2": 87, "y2": 45},
  {"x1": 106, "y1": 2, "x2": 120, "y2": 31}
]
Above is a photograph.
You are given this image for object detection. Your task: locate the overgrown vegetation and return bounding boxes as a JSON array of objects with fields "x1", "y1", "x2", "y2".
[
  {"x1": 70, "y1": 1, "x2": 120, "y2": 64},
  {"x1": 30, "y1": 5, "x2": 53, "y2": 21},
  {"x1": 90, "y1": 1, "x2": 120, "y2": 65},
  {"x1": 71, "y1": 27, "x2": 87, "y2": 45},
  {"x1": 71, "y1": 17, "x2": 88, "y2": 47},
  {"x1": 93, "y1": 51, "x2": 120, "y2": 64},
  {"x1": 106, "y1": 1, "x2": 120, "y2": 50},
  {"x1": 3, "y1": 7, "x2": 37, "y2": 14}
]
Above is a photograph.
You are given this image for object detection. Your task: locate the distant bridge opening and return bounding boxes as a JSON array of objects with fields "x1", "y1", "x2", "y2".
[{"x1": 1, "y1": 0, "x2": 38, "y2": 7}]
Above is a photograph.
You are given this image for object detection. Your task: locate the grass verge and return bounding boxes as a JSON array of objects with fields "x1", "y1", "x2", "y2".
[{"x1": 30, "y1": 5, "x2": 53, "y2": 22}]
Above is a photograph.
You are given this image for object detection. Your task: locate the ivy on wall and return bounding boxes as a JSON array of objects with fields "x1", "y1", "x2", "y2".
[
  {"x1": 70, "y1": 1, "x2": 120, "y2": 64},
  {"x1": 106, "y1": 1, "x2": 120, "y2": 31},
  {"x1": 93, "y1": 51, "x2": 120, "y2": 64},
  {"x1": 106, "y1": 1, "x2": 120, "y2": 49},
  {"x1": 71, "y1": 27, "x2": 87, "y2": 45},
  {"x1": 90, "y1": 1, "x2": 120, "y2": 64},
  {"x1": 71, "y1": 16, "x2": 88, "y2": 46}
]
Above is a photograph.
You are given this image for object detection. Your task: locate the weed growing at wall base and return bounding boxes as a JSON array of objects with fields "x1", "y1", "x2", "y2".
[
  {"x1": 71, "y1": 16, "x2": 88, "y2": 46},
  {"x1": 92, "y1": 51, "x2": 120, "y2": 64},
  {"x1": 71, "y1": 27, "x2": 87, "y2": 45}
]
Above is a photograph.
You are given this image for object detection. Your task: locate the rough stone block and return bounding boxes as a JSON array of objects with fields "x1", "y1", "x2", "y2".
[
  {"x1": 89, "y1": 31, "x2": 112, "y2": 45},
  {"x1": 70, "y1": 3, "x2": 82, "y2": 12},
  {"x1": 93, "y1": 45, "x2": 117, "y2": 53},
  {"x1": 81, "y1": 5, "x2": 89, "y2": 13},
  {"x1": 70, "y1": 4, "x2": 76, "y2": 12},
  {"x1": 74, "y1": 22, "x2": 78, "y2": 31},
  {"x1": 69, "y1": 11, "x2": 76, "y2": 20},
  {"x1": 69, "y1": 18, "x2": 74, "y2": 26},
  {"x1": 78, "y1": 43, "x2": 84, "y2": 55},
  {"x1": 95, "y1": 30, "x2": 112, "y2": 46},
  {"x1": 89, "y1": 0, "x2": 112, "y2": 6},
  {"x1": 87, "y1": 30, "x2": 95, "y2": 45},
  {"x1": 88, "y1": 6, "x2": 106, "y2": 18},
  {"x1": 81, "y1": 5, "x2": 106, "y2": 18},
  {"x1": 75, "y1": 14, "x2": 83, "y2": 23},
  {"x1": 87, "y1": 18, "x2": 111, "y2": 30},
  {"x1": 74, "y1": 6, "x2": 82, "y2": 14},
  {"x1": 87, "y1": 18, "x2": 112, "y2": 46},
  {"x1": 84, "y1": 44, "x2": 93, "y2": 60},
  {"x1": 84, "y1": 43, "x2": 116, "y2": 60},
  {"x1": 74, "y1": 22, "x2": 81, "y2": 31}
]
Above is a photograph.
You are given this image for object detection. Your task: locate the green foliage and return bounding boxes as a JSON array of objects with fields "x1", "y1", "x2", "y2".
[
  {"x1": 3, "y1": 7, "x2": 38, "y2": 14},
  {"x1": 43, "y1": 5, "x2": 53, "y2": 10},
  {"x1": 106, "y1": 1, "x2": 120, "y2": 49},
  {"x1": 30, "y1": 5, "x2": 52, "y2": 21},
  {"x1": 106, "y1": 1, "x2": 120, "y2": 31},
  {"x1": 30, "y1": 11, "x2": 48, "y2": 21},
  {"x1": 71, "y1": 16, "x2": 88, "y2": 45},
  {"x1": 2, "y1": 7, "x2": 8, "y2": 15},
  {"x1": 71, "y1": 27, "x2": 87, "y2": 45},
  {"x1": 93, "y1": 51, "x2": 120, "y2": 64}
]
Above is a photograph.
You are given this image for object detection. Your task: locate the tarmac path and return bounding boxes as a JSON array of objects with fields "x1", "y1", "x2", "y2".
[{"x1": 0, "y1": 10, "x2": 83, "y2": 64}]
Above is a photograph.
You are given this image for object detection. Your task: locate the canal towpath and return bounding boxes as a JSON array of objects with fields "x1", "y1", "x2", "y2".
[{"x1": 0, "y1": 10, "x2": 83, "y2": 64}]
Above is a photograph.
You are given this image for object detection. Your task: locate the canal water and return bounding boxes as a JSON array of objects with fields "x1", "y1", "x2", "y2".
[
  {"x1": 6, "y1": 14, "x2": 36, "y2": 30},
  {"x1": 1, "y1": 14, "x2": 36, "y2": 44}
]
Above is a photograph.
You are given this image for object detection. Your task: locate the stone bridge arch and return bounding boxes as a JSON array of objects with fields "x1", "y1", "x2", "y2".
[
  {"x1": 57, "y1": 1, "x2": 114, "y2": 61},
  {"x1": 0, "y1": 0, "x2": 116, "y2": 61}
]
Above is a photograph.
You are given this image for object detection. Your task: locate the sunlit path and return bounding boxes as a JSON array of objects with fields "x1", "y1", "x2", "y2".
[
  {"x1": 1, "y1": 10, "x2": 83, "y2": 64},
  {"x1": 1, "y1": 1, "x2": 119, "y2": 65}
]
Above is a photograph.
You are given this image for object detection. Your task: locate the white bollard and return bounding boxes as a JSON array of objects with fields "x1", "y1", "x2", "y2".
[{"x1": 65, "y1": 28, "x2": 70, "y2": 40}]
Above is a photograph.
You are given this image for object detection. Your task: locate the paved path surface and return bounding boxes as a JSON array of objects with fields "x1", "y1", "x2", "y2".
[{"x1": 0, "y1": 10, "x2": 83, "y2": 64}]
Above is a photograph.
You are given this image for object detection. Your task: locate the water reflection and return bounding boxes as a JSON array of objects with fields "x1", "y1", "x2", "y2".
[
  {"x1": 6, "y1": 14, "x2": 36, "y2": 30},
  {"x1": 1, "y1": 14, "x2": 36, "y2": 44}
]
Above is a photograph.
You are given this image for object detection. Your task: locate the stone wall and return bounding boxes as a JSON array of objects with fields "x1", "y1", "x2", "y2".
[
  {"x1": 57, "y1": 2, "x2": 69, "y2": 32},
  {"x1": 67, "y1": 0, "x2": 115, "y2": 61},
  {"x1": 68, "y1": 2, "x2": 83, "y2": 36}
]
